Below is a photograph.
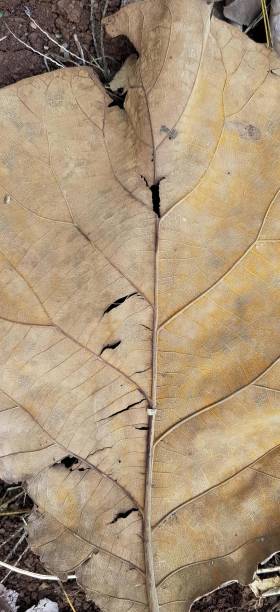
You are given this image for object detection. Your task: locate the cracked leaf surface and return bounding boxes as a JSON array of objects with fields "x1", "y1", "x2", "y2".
[{"x1": 0, "y1": 0, "x2": 280, "y2": 610}]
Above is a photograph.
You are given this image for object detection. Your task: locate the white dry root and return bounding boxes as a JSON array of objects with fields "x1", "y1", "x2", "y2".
[{"x1": 0, "y1": 561, "x2": 75, "y2": 582}]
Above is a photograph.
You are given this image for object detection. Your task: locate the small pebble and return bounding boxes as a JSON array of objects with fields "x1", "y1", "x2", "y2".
[{"x1": 3, "y1": 194, "x2": 11, "y2": 205}]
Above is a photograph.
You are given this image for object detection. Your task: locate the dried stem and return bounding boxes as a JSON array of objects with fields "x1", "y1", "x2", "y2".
[
  {"x1": 59, "y1": 583, "x2": 78, "y2": 612},
  {"x1": 4, "y1": 532, "x2": 26, "y2": 564},
  {"x1": 74, "y1": 33, "x2": 85, "y2": 65},
  {"x1": 100, "y1": 0, "x2": 110, "y2": 78},
  {"x1": 90, "y1": 0, "x2": 99, "y2": 57}
]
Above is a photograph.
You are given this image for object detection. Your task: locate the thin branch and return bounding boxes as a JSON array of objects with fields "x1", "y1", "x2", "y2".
[
  {"x1": 261, "y1": 0, "x2": 273, "y2": 46},
  {"x1": 245, "y1": 2, "x2": 271, "y2": 33},
  {"x1": 59, "y1": 583, "x2": 78, "y2": 612}
]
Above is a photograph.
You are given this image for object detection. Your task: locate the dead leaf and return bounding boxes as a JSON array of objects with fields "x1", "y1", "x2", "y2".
[
  {"x1": 271, "y1": 0, "x2": 280, "y2": 56},
  {"x1": 25, "y1": 600, "x2": 59, "y2": 612},
  {"x1": 0, "y1": 1, "x2": 280, "y2": 611},
  {"x1": 0, "y1": 585, "x2": 18, "y2": 612},
  {"x1": 250, "y1": 574, "x2": 280, "y2": 597},
  {"x1": 224, "y1": 0, "x2": 261, "y2": 26}
]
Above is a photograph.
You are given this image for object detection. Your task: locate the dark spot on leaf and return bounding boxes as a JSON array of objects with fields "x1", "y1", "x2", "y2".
[
  {"x1": 160, "y1": 125, "x2": 177, "y2": 140},
  {"x1": 227, "y1": 120, "x2": 261, "y2": 141}
]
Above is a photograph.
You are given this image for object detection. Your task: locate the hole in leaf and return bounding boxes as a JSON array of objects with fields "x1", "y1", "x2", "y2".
[
  {"x1": 103, "y1": 292, "x2": 137, "y2": 315},
  {"x1": 108, "y1": 88, "x2": 127, "y2": 109},
  {"x1": 151, "y1": 182, "x2": 161, "y2": 217},
  {"x1": 61, "y1": 456, "x2": 79, "y2": 469},
  {"x1": 140, "y1": 175, "x2": 165, "y2": 217},
  {"x1": 110, "y1": 508, "x2": 138, "y2": 524},
  {"x1": 100, "y1": 340, "x2": 121, "y2": 356},
  {"x1": 135, "y1": 366, "x2": 150, "y2": 374},
  {"x1": 100, "y1": 398, "x2": 145, "y2": 421}
]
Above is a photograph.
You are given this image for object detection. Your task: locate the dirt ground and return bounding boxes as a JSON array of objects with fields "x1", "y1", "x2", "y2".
[
  {"x1": 0, "y1": 1, "x2": 279, "y2": 611},
  {"x1": 0, "y1": 0, "x2": 133, "y2": 87}
]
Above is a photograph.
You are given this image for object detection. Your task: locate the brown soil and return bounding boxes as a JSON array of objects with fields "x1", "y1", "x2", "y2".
[
  {"x1": 0, "y1": 2, "x2": 279, "y2": 611},
  {"x1": 0, "y1": 0, "x2": 133, "y2": 88}
]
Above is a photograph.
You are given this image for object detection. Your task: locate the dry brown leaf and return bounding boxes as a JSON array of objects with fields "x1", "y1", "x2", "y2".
[{"x1": 0, "y1": 0, "x2": 280, "y2": 610}]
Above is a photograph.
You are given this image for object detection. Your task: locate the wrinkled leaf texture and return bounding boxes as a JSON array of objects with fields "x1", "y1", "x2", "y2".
[{"x1": 0, "y1": 0, "x2": 280, "y2": 610}]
